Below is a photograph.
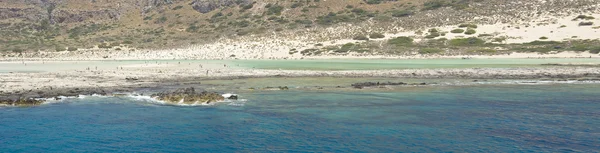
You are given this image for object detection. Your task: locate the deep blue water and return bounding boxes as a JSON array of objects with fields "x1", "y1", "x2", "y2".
[{"x1": 1, "y1": 84, "x2": 599, "y2": 152}]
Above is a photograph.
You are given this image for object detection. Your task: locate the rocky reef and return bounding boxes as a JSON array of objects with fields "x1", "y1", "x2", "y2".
[
  {"x1": 150, "y1": 87, "x2": 225, "y2": 105},
  {"x1": 0, "y1": 87, "x2": 130, "y2": 107},
  {"x1": 351, "y1": 82, "x2": 427, "y2": 89},
  {"x1": 0, "y1": 97, "x2": 44, "y2": 107}
]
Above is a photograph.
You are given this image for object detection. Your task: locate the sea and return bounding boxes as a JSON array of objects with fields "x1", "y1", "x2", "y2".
[{"x1": 1, "y1": 59, "x2": 599, "y2": 152}]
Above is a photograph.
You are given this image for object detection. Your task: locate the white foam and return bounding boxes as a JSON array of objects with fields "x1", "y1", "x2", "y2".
[{"x1": 124, "y1": 94, "x2": 246, "y2": 107}]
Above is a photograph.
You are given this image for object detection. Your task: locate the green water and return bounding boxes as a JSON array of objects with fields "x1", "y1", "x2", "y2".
[
  {"x1": 1, "y1": 58, "x2": 599, "y2": 73},
  {"x1": 230, "y1": 58, "x2": 600, "y2": 70}
]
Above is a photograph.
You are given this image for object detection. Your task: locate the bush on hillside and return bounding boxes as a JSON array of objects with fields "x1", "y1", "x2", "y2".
[
  {"x1": 464, "y1": 29, "x2": 476, "y2": 35},
  {"x1": 388, "y1": 36, "x2": 414, "y2": 46},
  {"x1": 369, "y1": 33, "x2": 385, "y2": 39},
  {"x1": 449, "y1": 37, "x2": 485, "y2": 46},
  {"x1": 450, "y1": 29, "x2": 464, "y2": 33},
  {"x1": 459, "y1": 24, "x2": 478, "y2": 28},
  {"x1": 353, "y1": 35, "x2": 369, "y2": 41},
  {"x1": 55, "y1": 46, "x2": 66, "y2": 51},
  {"x1": 579, "y1": 22, "x2": 594, "y2": 26}
]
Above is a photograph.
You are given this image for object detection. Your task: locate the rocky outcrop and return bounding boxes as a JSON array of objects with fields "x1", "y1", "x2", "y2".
[
  {"x1": 0, "y1": 87, "x2": 130, "y2": 107},
  {"x1": 190, "y1": 0, "x2": 251, "y2": 13},
  {"x1": 150, "y1": 87, "x2": 225, "y2": 104},
  {"x1": 0, "y1": 97, "x2": 44, "y2": 107}
]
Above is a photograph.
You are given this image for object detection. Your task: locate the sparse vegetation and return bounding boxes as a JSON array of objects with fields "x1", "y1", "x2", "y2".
[
  {"x1": 573, "y1": 15, "x2": 595, "y2": 20},
  {"x1": 464, "y1": 29, "x2": 476, "y2": 35},
  {"x1": 266, "y1": 5, "x2": 284, "y2": 15},
  {"x1": 388, "y1": 36, "x2": 414, "y2": 46},
  {"x1": 425, "y1": 33, "x2": 441, "y2": 39},
  {"x1": 579, "y1": 22, "x2": 594, "y2": 26},
  {"x1": 353, "y1": 35, "x2": 369, "y2": 41},
  {"x1": 449, "y1": 37, "x2": 485, "y2": 46},
  {"x1": 471, "y1": 48, "x2": 497, "y2": 54},
  {"x1": 391, "y1": 10, "x2": 414, "y2": 17},
  {"x1": 450, "y1": 29, "x2": 465, "y2": 33},
  {"x1": 459, "y1": 24, "x2": 478, "y2": 29},
  {"x1": 55, "y1": 46, "x2": 66, "y2": 52},
  {"x1": 419, "y1": 48, "x2": 444, "y2": 54},
  {"x1": 369, "y1": 33, "x2": 385, "y2": 39}
]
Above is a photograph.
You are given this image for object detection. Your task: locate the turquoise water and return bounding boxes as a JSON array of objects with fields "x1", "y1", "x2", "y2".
[
  {"x1": 231, "y1": 59, "x2": 600, "y2": 70},
  {"x1": 1, "y1": 84, "x2": 599, "y2": 152},
  {"x1": 2, "y1": 58, "x2": 600, "y2": 73}
]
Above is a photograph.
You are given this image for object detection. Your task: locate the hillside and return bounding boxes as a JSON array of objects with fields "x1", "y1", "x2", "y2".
[{"x1": 1, "y1": 0, "x2": 600, "y2": 59}]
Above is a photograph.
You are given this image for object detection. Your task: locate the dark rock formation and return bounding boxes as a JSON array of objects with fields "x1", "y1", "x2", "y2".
[
  {"x1": 0, "y1": 87, "x2": 129, "y2": 107},
  {"x1": 263, "y1": 86, "x2": 289, "y2": 90},
  {"x1": 351, "y1": 82, "x2": 408, "y2": 89},
  {"x1": 150, "y1": 87, "x2": 225, "y2": 104},
  {"x1": 0, "y1": 97, "x2": 44, "y2": 107}
]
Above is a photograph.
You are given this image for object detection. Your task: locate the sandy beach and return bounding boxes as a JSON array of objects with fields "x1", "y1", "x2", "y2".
[{"x1": 1, "y1": 59, "x2": 599, "y2": 94}]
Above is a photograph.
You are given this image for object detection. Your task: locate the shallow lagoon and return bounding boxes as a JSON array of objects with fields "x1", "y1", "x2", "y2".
[{"x1": 2, "y1": 58, "x2": 600, "y2": 73}]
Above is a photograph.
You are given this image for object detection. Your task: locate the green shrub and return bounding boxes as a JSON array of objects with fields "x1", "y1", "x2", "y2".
[
  {"x1": 450, "y1": 29, "x2": 464, "y2": 33},
  {"x1": 590, "y1": 46, "x2": 600, "y2": 54},
  {"x1": 172, "y1": 6, "x2": 183, "y2": 10},
  {"x1": 365, "y1": 0, "x2": 384, "y2": 4},
  {"x1": 67, "y1": 47, "x2": 78, "y2": 51},
  {"x1": 449, "y1": 37, "x2": 485, "y2": 46},
  {"x1": 573, "y1": 15, "x2": 595, "y2": 20},
  {"x1": 353, "y1": 35, "x2": 369, "y2": 41},
  {"x1": 369, "y1": 33, "x2": 385, "y2": 39},
  {"x1": 428, "y1": 28, "x2": 439, "y2": 33},
  {"x1": 524, "y1": 41, "x2": 561, "y2": 45},
  {"x1": 242, "y1": 3, "x2": 254, "y2": 10},
  {"x1": 423, "y1": 0, "x2": 447, "y2": 11},
  {"x1": 391, "y1": 10, "x2": 413, "y2": 17},
  {"x1": 336, "y1": 43, "x2": 355, "y2": 52},
  {"x1": 539, "y1": 36, "x2": 548, "y2": 40},
  {"x1": 388, "y1": 36, "x2": 414, "y2": 46},
  {"x1": 12, "y1": 48, "x2": 24, "y2": 53},
  {"x1": 290, "y1": 3, "x2": 302, "y2": 8},
  {"x1": 459, "y1": 24, "x2": 478, "y2": 28},
  {"x1": 98, "y1": 43, "x2": 112, "y2": 49},
  {"x1": 266, "y1": 5, "x2": 284, "y2": 15},
  {"x1": 493, "y1": 37, "x2": 507, "y2": 43},
  {"x1": 419, "y1": 48, "x2": 444, "y2": 54},
  {"x1": 316, "y1": 13, "x2": 352, "y2": 25},
  {"x1": 570, "y1": 44, "x2": 590, "y2": 51},
  {"x1": 579, "y1": 22, "x2": 594, "y2": 26},
  {"x1": 425, "y1": 33, "x2": 441, "y2": 39},
  {"x1": 55, "y1": 46, "x2": 66, "y2": 51},
  {"x1": 464, "y1": 29, "x2": 476, "y2": 35}
]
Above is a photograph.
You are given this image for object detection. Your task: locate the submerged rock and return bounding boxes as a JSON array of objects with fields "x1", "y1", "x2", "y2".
[
  {"x1": 351, "y1": 82, "x2": 408, "y2": 89},
  {"x1": 150, "y1": 87, "x2": 225, "y2": 104}
]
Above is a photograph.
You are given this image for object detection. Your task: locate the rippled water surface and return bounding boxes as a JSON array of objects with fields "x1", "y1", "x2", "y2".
[{"x1": 1, "y1": 84, "x2": 599, "y2": 152}]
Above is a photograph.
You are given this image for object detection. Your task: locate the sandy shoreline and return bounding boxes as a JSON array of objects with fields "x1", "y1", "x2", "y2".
[
  {"x1": 2, "y1": 62, "x2": 599, "y2": 93},
  {"x1": 1, "y1": 58, "x2": 599, "y2": 106}
]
